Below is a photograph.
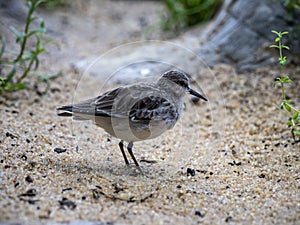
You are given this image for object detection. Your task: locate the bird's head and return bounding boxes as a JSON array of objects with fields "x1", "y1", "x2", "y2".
[{"x1": 159, "y1": 70, "x2": 208, "y2": 101}]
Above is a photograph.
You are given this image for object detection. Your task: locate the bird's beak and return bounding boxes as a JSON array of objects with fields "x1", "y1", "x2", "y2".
[{"x1": 188, "y1": 88, "x2": 208, "y2": 101}]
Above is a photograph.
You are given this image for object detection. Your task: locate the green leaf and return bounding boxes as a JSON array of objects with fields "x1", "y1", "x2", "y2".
[
  {"x1": 287, "y1": 121, "x2": 293, "y2": 127},
  {"x1": 40, "y1": 20, "x2": 45, "y2": 29},
  {"x1": 29, "y1": 16, "x2": 39, "y2": 24},
  {"x1": 34, "y1": 0, "x2": 46, "y2": 8},
  {"x1": 282, "y1": 45, "x2": 290, "y2": 50},
  {"x1": 14, "y1": 83, "x2": 27, "y2": 91},
  {"x1": 33, "y1": 72, "x2": 61, "y2": 82},
  {"x1": 275, "y1": 37, "x2": 280, "y2": 42},
  {"x1": 292, "y1": 112, "x2": 299, "y2": 120},
  {"x1": 283, "y1": 76, "x2": 292, "y2": 83},
  {"x1": 284, "y1": 103, "x2": 291, "y2": 112},
  {"x1": 272, "y1": 30, "x2": 280, "y2": 35},
  {"x1": 274, "y1": 80, "x2": 281, "y2": 86},
  {"x1": 279, "y1": 61, "x2": 286, "y2": 66},
  {"x1": 6, "y1": 64, "x2": 17, "y2": 82},
  {"x1": 270, "y1": 44, "x2": 279, "y2": 48},
  {"x1": 0, "y1": 77, "x2": 6, "y2": 87},
  {"x1": 281, "y1": 31, "x2": 289, "y2": 35},
  {"x1": 293, "y1": 128, "x2": 300, "y2": 136},
  {"x1": 44, "y1": 39, "x2": 60, "y2": 49},
  {"x1": 279, "y1": 58, "x2": 287, "y2": 66},
  {"x1": 4, "y1": 82, "x2": 27, "y2": 91},
  {"x1": 9, "y1": 26, "x2": 23, "y2": 43},
  {"x1": 26, "y1": 29, "x2": 40, "y2": 38},
  {"x1": 34, "y1": 57, "x2": 40, "y2": 70},
  {"x1": 26, "y1": 27, "x2": 46, "y2": 38}
]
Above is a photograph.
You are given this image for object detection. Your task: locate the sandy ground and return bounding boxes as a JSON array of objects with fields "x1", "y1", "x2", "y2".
[{"x1": 0, "y1": 1, "x2": 299, "y2": 225}]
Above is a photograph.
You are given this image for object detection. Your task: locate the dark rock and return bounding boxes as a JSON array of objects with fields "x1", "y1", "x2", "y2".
[
  {"x1": 195, "y1": 210, "x2": 205, "y2": 217},
  {"x1": 59, "y1": 197, "x2": 76, "y2": 210},
  {"x1": 54, "y1": 147, "x2": 67, "y2": 154},
  {"x1": 198, "y1": 0, "x2": 300, "y2": 72},
  {"x1": 19, "y1": 189, "x2": 37, "y2": 197},
  {"x1": 225, "y1": 216, "x2": 233, "y2": 222},
  {"x1": 62, "y1": 187, "x2": 72, "y2": 192},
  {"x1": 0, "y1": 0, "x2": 27, "y2": 21},
  {"x1": 187, "y1": 168, "x2": 196, "y2": 176},
  {"x1": 25, "y1": 175, "x2": 34, "y2": 183}
]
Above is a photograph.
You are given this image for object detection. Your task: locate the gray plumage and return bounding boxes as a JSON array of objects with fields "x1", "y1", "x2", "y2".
[{"x1": 57, "y1": 70, "x2": 207, "y2": 167}]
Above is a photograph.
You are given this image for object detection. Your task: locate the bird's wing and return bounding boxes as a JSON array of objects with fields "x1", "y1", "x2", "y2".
[
  {"x1": 92, "y1": 87, "x2": 121, "y2": 116},
  {"x1": 59, "y1": 83, "x2": 179, "y2": 122},
  {"x1": 129, "y1": 95, "x2": 179, "y2": 123},
  {"x1": 66, "y1": 87, "x2": 123, "y2": 117}
]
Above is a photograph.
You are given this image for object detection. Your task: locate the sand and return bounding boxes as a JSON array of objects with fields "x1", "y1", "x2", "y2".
[{"x1": 0, "y1": 1, "x2": 299, "y2": 225}]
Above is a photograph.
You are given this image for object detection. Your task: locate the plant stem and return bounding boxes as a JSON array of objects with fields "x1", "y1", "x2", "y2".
[
  {"x1": 279, "y1": 38, "x2": 283, "y2": 63},
  {"x1": 14, "y1": 3, "x2": 34, "y2": 63},
  {"x1": 287, "y1": 103, "x2": 300, "y2": 114},
  {"x1": 17, "y1": 57, "x2": 34, "y2": 83},
  {"x1": 279, "y1": 37, "x2": 285, "y2": 80},
  {"x1": 281, "y1": 81, "x2": 286, "y2": 101}
]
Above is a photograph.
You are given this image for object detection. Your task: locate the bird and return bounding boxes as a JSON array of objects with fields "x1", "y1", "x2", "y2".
[{"x1": 57, "y1": 70, "x2": 207, "y2": 168}]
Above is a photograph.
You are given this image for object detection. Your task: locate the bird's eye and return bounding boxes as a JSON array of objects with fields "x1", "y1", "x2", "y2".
[{"x1": 177, "y1": 80, "x2": 187, "y2": 88}]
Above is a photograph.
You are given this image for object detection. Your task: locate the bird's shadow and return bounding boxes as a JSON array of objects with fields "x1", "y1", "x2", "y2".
[{"x1": 49, "y1": 158, "x2": 167, "y2": 201}]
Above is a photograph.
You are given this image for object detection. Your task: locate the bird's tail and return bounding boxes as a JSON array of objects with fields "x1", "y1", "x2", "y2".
[{"x1": 56, "y1": 105, "x2": 73, "y2": 117}]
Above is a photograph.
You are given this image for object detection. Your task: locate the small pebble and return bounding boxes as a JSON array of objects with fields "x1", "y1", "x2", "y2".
[
  {"x1": 28, "y1": 199, "x2": 39, "y2": 205},
  {"x1": 25, "y1": 175, "x2": 34, "y2": 183},
  {"x1": 228, "y1": 161, "x2": 242, "y2": 166},
  {"x1": 195, "y1": 210, "x2": 205, "y2": 218},
  {"x1": 225, "y1": 216, "x2": 233, "y2": 223},
  {"x1": 19, "y1": 189, "x2": 37, "y2": 197},
  {"x1": 6, "y1": 132, "x2": 18, "y2": 139},
  {"x1": 92, "y1": 189, "x2": 100, "y2": 199},
  {"x1": 62, "y1": 187, "x2": 72, "y2": 192},
  {"x1": 54, "y1": 147, "x2": 67, "y2": 154},
  {"x1": 187, "y1": 168, "x2": 195, "y2": 176},
  {"x1": 59, "y1": 197, "x2": 76, "y2": 210},
  {"x1": 50, "y1": 87, "x2": 61, "y2": 93}
]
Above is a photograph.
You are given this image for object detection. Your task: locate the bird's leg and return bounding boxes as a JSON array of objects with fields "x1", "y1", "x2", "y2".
[
  {"x1": 127, "y1": 142, "x2": 140, "y2": 167},
  {"x1": 118, "y1": 140, "x2": 129, "y2": 165}
]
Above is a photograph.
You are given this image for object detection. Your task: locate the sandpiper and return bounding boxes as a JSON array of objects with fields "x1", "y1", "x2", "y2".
[{"x1": 57, "y1": 70, "x2": 207, "y2": 167}]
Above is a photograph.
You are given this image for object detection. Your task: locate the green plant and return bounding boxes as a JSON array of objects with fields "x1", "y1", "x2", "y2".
[
  {"x1": 275, "y1": 0, "x2": 300, "y2": 31},
  {"x1": 26, "y1": 0, "x2": 73, "y2": 10},
  {"x1": 0, "y1": 0, "x2": 56, "y2": 94},
  {"x1": 161, "y1": 0, "x2": 223, "y2": 32},
  {"x1": 270, "y1": 30, "x2": 300, "y2": 141},
  {"x1": 282, "y1": 0, "x2": 300, "y2": 12}
]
